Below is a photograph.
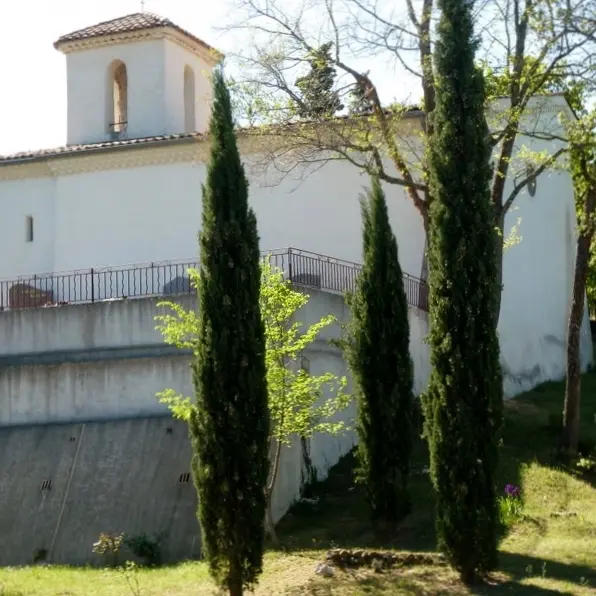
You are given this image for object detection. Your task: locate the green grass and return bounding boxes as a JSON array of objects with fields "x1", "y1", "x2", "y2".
[{"x1": 1, "y1": 375, "x2": 596, "y2": 595}]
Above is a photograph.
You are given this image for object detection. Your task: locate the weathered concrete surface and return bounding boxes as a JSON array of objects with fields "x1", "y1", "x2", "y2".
[
  {"x1": 0, "y1": 282, "x2": 589, "y2": 403},
  {"x1": 0, "y1": 290, "x2": 431, "y2": 426},
  {"x1": 0, "y1": 294, "x2": 182, "y2": 357},
  {"x1": 0, "y1": 417, "x2": 200, "y2": 566},
  {"x1": 0, "y1": 413, "x2": 356, "y2": 567},
  {"x1": 0, "y1": 355, "x2": 187, "y2": 426}
]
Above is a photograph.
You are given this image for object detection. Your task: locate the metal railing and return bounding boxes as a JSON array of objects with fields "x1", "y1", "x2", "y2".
[
  {"x1": 108, "y1": 121, "x2": 128, "y2": 133},
  {"x1": 0, "y1": 248, "x2": 429, "y2": 312}
]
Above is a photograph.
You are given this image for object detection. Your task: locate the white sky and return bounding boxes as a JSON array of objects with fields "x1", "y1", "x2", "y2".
[{"x1": 0, "y1": 0, "x2": 418, "y2": 156}]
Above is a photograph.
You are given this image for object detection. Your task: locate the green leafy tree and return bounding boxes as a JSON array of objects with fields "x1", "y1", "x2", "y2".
[
  {"x1": 562, "y1": 110, "x2": 596, "y2": 453},
  {"x1": 156, "y1": 262, "x2": 350, "y2": 545},
  {"x1": 189, "y1": 68, "x2": 269, "y2": 596},
  {"x1": 343, "y1": 177, "x2": 414, "y2": 529},
  {"x1": 295, "y1": 42, "x2": 343, "y2": 118},
  {"x1": 485, "y1": 60, "x2": 596, "y2": 315},
  {"x1": 422, "y1": 0, "x2": 503, "y2": 583}
]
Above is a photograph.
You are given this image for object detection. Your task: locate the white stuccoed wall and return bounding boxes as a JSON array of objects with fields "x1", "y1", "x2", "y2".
[
  {"x1": 164, "y1": 40, "x2": 213, "y2": 136},
  {"x1": 63, "y1": 38, "x2": 214, "y2": 145},
  {"x1": 65, "y1": 39, "x2": 167, "y2": 144},
  {"x1": 1, "y1": 159, "x2": 423, "y2": 281},
  {"x1": 0, "y1": 97, "x2": 591, "y2": 396}
]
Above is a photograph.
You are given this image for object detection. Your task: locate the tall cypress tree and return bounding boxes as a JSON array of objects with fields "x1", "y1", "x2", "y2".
[
  {"x1": 347, "y1": 177, "x2": 414, "y2": 528},
  {"x1": 189, "y1": 69, "x2": 269, "y2": 596},
  {"x1": 423, "y1": 0, "x2": 503, "y2": 583}
]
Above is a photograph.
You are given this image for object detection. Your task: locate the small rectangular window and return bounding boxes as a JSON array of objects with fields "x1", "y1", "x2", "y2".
[{"x1": 25, "y1": 216, "x2": 34, "y2": 242}]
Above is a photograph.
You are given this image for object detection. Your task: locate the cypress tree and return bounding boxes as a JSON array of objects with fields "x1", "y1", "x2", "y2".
[
  {"x1": 295, "y1": 42, "x2": 343, "y2": 118},
  {"x1": 189, "y1": 69, "x2": 269, "y2": 596},
  {"x1": 423, "y1": 0, "x2": 503, "y2": 582},
  {"x1": 347, "y1": 177, "x2": 414, "y2": 528}
]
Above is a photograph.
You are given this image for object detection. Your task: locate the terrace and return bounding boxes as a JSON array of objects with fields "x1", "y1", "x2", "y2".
[{"x1": 0, "y1": 248, "x2": 429, "y2": 312}]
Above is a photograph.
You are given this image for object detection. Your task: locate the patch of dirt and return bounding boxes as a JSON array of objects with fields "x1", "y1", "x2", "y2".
[{"x1": 324, "y1": 548, "x2": 445, "y2": 571}]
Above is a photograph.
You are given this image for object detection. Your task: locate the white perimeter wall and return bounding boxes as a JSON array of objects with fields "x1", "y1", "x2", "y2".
[
  {"x1": 0, "y1": 99, "x2": 592, "y2": 396},
  {"x1": 0, "y1": 159, "x2": 424, "y2": 279}
]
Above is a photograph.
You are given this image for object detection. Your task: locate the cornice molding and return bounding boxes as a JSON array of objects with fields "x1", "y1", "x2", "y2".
[
  {"x1": 0, "y1": 100, "x2": 570, "y2": 181},
  {"x1": 0, "y1": 137, "x2": 278, "y2": 180},
  {"x1": 56, "y1": 27, "x2": 220, "y2": 65},
  {"x1": 0, "y1": 162, "x2": 54, "y2": 181}
]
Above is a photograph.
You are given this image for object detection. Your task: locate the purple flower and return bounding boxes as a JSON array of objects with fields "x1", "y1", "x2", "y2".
[{"x1": 504, "y1": 484, "x2": 521, "y2": 499}]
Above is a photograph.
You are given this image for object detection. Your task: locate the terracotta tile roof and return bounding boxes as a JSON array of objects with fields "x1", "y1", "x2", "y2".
[
  {"x1": 54, "y1": 12, "x2": 218, "y2": 55},
  {"x1": 0, "y1": 132, "x2": 204, "y2": 165}
]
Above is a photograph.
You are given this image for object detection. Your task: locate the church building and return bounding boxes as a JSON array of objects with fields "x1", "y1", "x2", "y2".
[
  {"x1": 0, "y1": 11, "x2": 591, "y2": 397},
  {"x1": 0, "y1": 10, "x2": 592, "y2": 567}
]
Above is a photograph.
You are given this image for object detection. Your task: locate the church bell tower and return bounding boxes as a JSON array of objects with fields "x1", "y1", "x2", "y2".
[{"x1": 54, "y1": 12, "x2": 222, "y2": 145}]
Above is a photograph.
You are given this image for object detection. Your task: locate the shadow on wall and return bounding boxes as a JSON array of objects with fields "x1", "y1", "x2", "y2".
[
  {"x1": 0, "y1": 411, "x2": 356, "y2": 567},
  {"x1": 0, "y1": 417, "x2": 200, "y2": 566}
]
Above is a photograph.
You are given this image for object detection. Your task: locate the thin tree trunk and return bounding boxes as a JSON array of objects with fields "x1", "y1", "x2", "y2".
[
  {"x1": 493, "y1": 210, "x2": 505, "y2": 328},
  {"x1": 228, "y1": 573, "x2": 244, "y2": 596},
  {"x1": 265, "y1": 438, "x2": 283, "y2": 546},
  {"x1": 562, "y1": 186, "x2": 596, "y2": 453}
]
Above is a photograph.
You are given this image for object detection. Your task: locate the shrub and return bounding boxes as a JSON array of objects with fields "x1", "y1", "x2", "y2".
[
  {"x1": 124, "y1": 533, "x2": 163, "y2": 566},
  {"x1": 92, "y1": 532, "x2": 124, "y2": 567}
]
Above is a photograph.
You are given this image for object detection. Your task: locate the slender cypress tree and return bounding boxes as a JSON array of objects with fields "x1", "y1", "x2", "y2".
[
  {"x1": 423, "y1": 0, "x2": 503, "y2": 583},
  {"x1": 189, "y1": 69, "x2": 269, "y2": 596},
  {"x1": 347, "y1": 177, "x2": 414, "y2": 528}
]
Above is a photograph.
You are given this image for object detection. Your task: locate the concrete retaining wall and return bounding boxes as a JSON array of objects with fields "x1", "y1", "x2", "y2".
[
  {"x1": 0, "y1": 291, "x2": 432, "y2": 426},
  {"x1": 0, "y1": 412, "x2": 357, "y2": 566},
  {"x1": 0, "y1": 417, "x2": 200, "y2": 566},
  {"x1": 0, "y1": 289, "x2": 431, "y2": 565}
]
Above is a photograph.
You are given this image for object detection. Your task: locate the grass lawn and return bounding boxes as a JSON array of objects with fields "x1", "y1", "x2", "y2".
[{"x1": 1, "y1": 375, "x2": 596, "y2": 595}]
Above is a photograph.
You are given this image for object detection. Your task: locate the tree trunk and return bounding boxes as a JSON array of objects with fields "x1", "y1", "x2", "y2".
[
  {"x1": 493, "y1": 210, "x2": 505, "y2": 328},
  {"x1": 265, "y1": 438, "x2": 283, "y2": 546},
  {"x1": 228, "y1": 574, "x2": 244, "y2": 596},
  {"x1": 265, "y1": 494, "x2": 279, "y2": 546},
  {"x1": 562, "y1": 186, "x2": 596, "y2": 453}
]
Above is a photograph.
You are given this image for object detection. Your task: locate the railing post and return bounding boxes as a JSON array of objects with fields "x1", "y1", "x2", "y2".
[
  {"x1": 288, "y1": 248, "x2": 293, "y2": 282},
  {"x1": 90, "y1": 268, "x2": 95, "y2": 303}
]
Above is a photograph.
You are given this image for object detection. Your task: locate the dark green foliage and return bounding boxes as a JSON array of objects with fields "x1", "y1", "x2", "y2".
[
  {"x1": 123, "y1": 533, "x2": 163, "y2": 566},
  {"x1": 347, "y1": 177, "x2": 414, "y2": 527},
  {"x1": 348, "y1": 78, "x2": 373, "y2": 115},
  {"x1": 189, "y1": 69, "x2": 269, "y2": 596},
  {"x1": 295, "y1": 42, "x2": 343, "y2": 118},
  {"x1": 423, "y1": 0, "x2": 503, "y2": 582}
]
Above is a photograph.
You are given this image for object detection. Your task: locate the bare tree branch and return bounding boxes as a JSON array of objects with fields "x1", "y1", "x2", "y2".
[
  {"x1": 220, "y1": 0, "x2": 596, "y2": 241},
  {"x1": 503, "y1": 146, "x2": 567, "y2": 213}
]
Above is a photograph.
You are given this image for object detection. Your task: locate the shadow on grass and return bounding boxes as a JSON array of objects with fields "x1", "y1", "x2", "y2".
[
  {"x1": 488, "y1": 551, "x2": 596, "y2": 595},
  {"x1": 274, "y1": 373, "x2": 596, "y2": 594},
  {"x1": 501, "y1": 375, "x2": 596, "y2": 487},
  {"x1": 274, "y1": 443, "x2": 436, "y2": 554}
]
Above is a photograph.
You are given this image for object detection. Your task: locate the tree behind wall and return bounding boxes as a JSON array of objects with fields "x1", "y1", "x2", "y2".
[
  {"x1": 189, "y1": 68, "x2": 269, "y2": 596},
  {"x1": 346, "y1": 177, "x2": 414, "y2": 529},
  {"x1": 562, "y1": 111, "x2": 596, "y2": 453},
  {"x1": 423, "y1": 0, "x2": 503, "y2": 583}
]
